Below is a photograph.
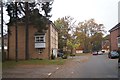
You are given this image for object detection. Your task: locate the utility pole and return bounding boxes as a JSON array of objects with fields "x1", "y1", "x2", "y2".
[{"x1": 1, "y1": 0, "x2": 5, "y2": 62}]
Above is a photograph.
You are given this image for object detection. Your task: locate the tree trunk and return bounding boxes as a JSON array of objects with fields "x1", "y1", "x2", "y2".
[
  {"x1": 15, "y1": 2, "x2": 18, "y2": 62},
  {"x1": 7, "y1": 27, "x2": 10, "y2": 60},
  {"x1": 25, "y1": 2, "x2": 29, "y2": 60}
]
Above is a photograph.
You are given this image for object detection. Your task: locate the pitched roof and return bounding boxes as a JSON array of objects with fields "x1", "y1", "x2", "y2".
[
  {"x1": 109, "y1": 23, "x2": 120, "y2": 32},
  {"x1": 49, "y1": 21, "x2": 58, "y2": 32}
]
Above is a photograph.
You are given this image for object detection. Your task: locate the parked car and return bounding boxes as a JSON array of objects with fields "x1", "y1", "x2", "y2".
[
  {"x1": 118, "y1": 57, "x2": 120, "y2": 68},
  {"x1": 92, "y1": 52, "x2": 98, "y2": 55},
  {"x1": 102, "y1": 51, "x2": 105, "y2": 53},
  {"x1": 117, "y1": 50, "x2": 120, "y2": 68},
  {"x1": 98, "y1": 51, "x2": 103, "y2": 55},
  {"x1": 108, "y1": 51, "x2": 119, "y2": 59},
  {"x1": 57, "y1": 50, "x2": 64, "y2": 57},
  {"x1": 118, "y1": 62, "x2": 120, "y2": 68}
]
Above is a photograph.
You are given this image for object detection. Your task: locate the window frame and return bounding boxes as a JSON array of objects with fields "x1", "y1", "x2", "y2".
[
  {"x1": 118, "y1": 37, "x2": 120, "y2": 47},
  {"x1": 35, "y1": 35, "x2": 45, "y2": 43}
]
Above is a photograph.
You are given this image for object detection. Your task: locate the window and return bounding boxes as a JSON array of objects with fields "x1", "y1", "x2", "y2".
[
  {"x1": 118, "y1": 37, "x2": 120, "y2": 43},
  {"x1": 38, "y1": 49, "x2": 43, "y2": 54},
  {"x1": 35, "y1": 35, "x2": 45, "y2": 43},
  {"x1": 35, "y1": 34, "x2": 46, "y2": 48},
  {"x1": 118, "y1": 37, "x2": 120, "y2": 47}
]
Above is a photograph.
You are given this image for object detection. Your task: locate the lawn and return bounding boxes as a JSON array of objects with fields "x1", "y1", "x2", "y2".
[
  {"x1": 3, "y1": 58, "x2": 67, "y2": 68},
  {"x1": 75, "y1": 53, "x2": 91, "y2": 56}
]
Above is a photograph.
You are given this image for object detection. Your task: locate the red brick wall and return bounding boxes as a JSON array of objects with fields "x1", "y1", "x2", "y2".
[
  {"x1": 8, "y1": 24, "x2": 50, "y2": 60},
  {"x1": 9, "y1": 26, "x2": 16, "y2": 59},
  {"x1": 29, "y1": 25, "x2": 50, "y2": 59},
  {"x1": 9, "y1": 24, "x2": 26, "y2": 59},
  {"x1": 110, "y1": 29, "x2": 119, "y2": 51}
]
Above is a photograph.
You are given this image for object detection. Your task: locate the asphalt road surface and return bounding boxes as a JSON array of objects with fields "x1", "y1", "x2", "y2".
[
  {"x1": 3, "y1": 53, "x2": 119, "y2": 78},
  {"x1": 50, "y1": 54, "x2": 118, "y2": 78}
]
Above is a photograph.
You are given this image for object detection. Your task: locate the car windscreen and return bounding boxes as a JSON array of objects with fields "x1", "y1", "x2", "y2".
[{"x1": 111, "y1": 51, "x2": 119, "y2": 55}]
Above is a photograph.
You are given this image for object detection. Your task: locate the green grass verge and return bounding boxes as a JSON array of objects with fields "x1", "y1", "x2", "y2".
[
  {"x1": 75, "y1": 53, "x2": 91, "y2": 56},
  {"x1": 3, "y1": 58, "x2": 67, "y2": 68}
]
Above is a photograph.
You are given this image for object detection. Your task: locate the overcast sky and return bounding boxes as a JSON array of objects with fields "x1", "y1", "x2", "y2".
[
  {"x1": 2, "y1": 0, "x2": 120, "y2": 35},
  {"x1": 50, "y1": 0, "x2": 120, "y2": 34}
]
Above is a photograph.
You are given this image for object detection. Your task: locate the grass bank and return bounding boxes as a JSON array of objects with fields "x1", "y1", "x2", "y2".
[
  {"x1": 3, "y1": 58, "x2": 67, "y2": 68},
  {"x1": 74, "y1": 53, "x2": 91, "y2": 56}
]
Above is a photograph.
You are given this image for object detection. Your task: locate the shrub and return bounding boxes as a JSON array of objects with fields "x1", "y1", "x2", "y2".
[
  {"x1": 70, "y1": 54, "x2": 75, "y2": 56},
  {"x1": 51, "y1": 54, "x2": 55, "y2": 60}
]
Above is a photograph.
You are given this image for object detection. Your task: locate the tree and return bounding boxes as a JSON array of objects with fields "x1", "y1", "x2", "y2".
[
  {"x1": 54, "y1": 17, "x2": 70, "y2": 51},
  {"x1": 15, "y1": 2, "x2": 18, "y2": 61},
  {"x1": 77, "y1": 19, "x2": 106, "y2": 52},
  {"x1": 42, "y1": 2, "x2": 52, "y2": 18},
  {"x1": 74, "y1": 30, "x2": 87, "y2": 51},
  {"x1": 54, "y1": 16, "x2": 76, "y2": 53},
  {"x1": 103, "y1": 34, "x2": 110, "y2": 40},
  {"x1": 67, "y1": 35, "x2": 80, "y2": 54},
  {"x1": 6, "y1": 1, "x2": 53, "y2": 31},
  {"x1": 77, "y1": 19, "x2": 105, "y2": 37},
  {"x1": 91, "y1": 33, "x2": 103, "y2": 51},
  {"x1": 25, "y1": 2, "x2": 29, "y2": 60}
]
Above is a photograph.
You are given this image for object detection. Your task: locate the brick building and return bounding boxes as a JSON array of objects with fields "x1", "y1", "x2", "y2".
[
  {"x1": 8, "y1": 22, "x2": 58, "y2": 60},
  {"x1": 109, "y1": 23, "x2": 120, "y2": 51},
  {"x1": 101, "y1": 35, "x2": 110, "y2": 53}
]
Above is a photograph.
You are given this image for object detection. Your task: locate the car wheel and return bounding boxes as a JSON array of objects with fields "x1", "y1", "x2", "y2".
[{"x1": 118, "y1": 62, "x2": 120, "y2": 68}]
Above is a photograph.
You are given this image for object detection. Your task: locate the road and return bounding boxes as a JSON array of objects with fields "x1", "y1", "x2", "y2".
[
  {"x1": 3, "y1": 53, "x2": 119, "y2": 78},
  {"x1": 50, "y1": 54, "x2": 118, "y2": 78}
]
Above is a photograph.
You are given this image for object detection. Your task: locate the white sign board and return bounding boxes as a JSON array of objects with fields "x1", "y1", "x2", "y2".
[{"x1": 35, "y1": 43, "x2": 45, "y2": 48}]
